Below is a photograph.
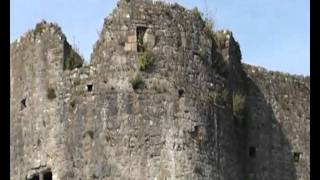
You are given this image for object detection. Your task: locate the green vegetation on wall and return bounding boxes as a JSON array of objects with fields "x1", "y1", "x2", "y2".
[
  {"x1": 208, "y1": 89, "x2": 229, "y2": 104},
  {"x1": 138, "y1": 50, "x2": 155, "y2": 71},
  {"x1": 232, "y1": 91, "x2": 246, "y2": 118},
  {"x1": 63, "y1": 42, "x2": 83, "y2": 70},
  {"x1": 34, "y1": 23, "x2": 46, "y2": 35}
]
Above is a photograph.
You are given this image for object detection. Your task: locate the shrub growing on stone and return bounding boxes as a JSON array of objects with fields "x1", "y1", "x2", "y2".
[
  {"x1": 63, "y1": 42, "x2": 83, "y2": 70},
  {"x1": 203, "y1": 17, "x2": 215, "y2": 39},
  {"x1": 208, "y1": 90, "x2": 229, "y2": 104},
  {"x1": 34, "y1": 23, "x2": 45, "y2": 35},
  {"x1": 232, "y1": 91, "x2": 246, "y2": 118},
  {"x1": 208, "y1": 92, "x2": 217, "y2": 103},
  {"x1": 138, "y1": 50, "x2": 155, "y2": 71},
  {"x1": 192, "y1": 7, "x2": 205, "y2": 28}
]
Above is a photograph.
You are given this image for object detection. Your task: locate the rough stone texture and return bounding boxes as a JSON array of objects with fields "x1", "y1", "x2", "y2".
[
  {"x1": 10, "y1": 0, "x2": 309, "y2": 180},
  {"x1": 243, "y1": 65, "x2": 310, "y2": 180}
]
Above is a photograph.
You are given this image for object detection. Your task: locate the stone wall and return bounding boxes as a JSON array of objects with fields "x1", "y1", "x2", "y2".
[
  {"x1": 243, "y1": 65, "x2": 310, "y2": 180},
  {"x1": 10, "y1": 21, "x2": 84, "y2": 179},
  {"x1": 10, "y1": 0, "x2": 309, "y2": 180}
]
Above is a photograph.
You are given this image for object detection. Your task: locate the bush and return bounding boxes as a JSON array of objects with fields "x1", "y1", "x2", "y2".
[
  {"x1": 192, "y1": 7, "x2": 205, "y2": 28},
  {"x1": 129, "y1": 74, "x2": 144, "y2": 90},
  {"x1": 232, "y1": 91, "x2": 246, "y2": 117},
  {"x1": 208, "y1": 92, "x2": 217, "y2": 103},
  {"x1": 34, "y1": 23, "x2": 45, "y2": 35},
  {"x1": 203, "y1": 17, "x2": 215, "y2": 39},
  {"x1": 47, "y1": 88, "x2": 56, "y2": 100},
  {"x1": 208, "y1": 89, "x2": 229, "y2": 104},
  {"x1": 63, "y1": 42, "x2": 83, "y2": 70},
  {"x1": 138, "y1": 50, "x2": 155, "y2": 71}
]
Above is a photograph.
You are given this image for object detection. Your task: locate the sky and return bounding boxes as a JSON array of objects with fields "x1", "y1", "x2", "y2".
[{"x1": 10, "y1": 0, "x2": 310, "y2": 75}]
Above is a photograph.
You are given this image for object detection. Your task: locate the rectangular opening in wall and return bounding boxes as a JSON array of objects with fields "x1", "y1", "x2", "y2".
[
  {"x1": 137, "y1": 26, "x2": 147, "y2": 52},
  {"x1": 43, "y1": 170, "x2": 52, "y2": 180},
  {"x1": 27, "y1": 174, "x2": 39, "y2": 180},
  {"x1": 21, "y1": 98, "x2": 26, "y2": 110},
  {"x1": 87, "y1": 84, "x2": 93, "y2": 92},
  {"x1": 249, "y1": 146, "x2": 256, "y2": 158},
  {"x1": 178, "y1": 89, "x2": 184, "y2": 97},
  {"x1": 293, "y1": 152, "x2": 302, "y2": 162}
]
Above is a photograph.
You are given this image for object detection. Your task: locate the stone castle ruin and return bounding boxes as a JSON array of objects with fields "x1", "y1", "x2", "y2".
[{"x1": 10, "y1": 0, "x2": 309, "y2": 179}]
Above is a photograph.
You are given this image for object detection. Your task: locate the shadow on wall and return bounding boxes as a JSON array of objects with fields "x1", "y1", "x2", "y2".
[{"x1": 244, "y1": 77, "x2": 298, "y2": 180}]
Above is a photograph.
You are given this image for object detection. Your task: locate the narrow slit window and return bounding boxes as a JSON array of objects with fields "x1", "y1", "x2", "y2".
[
  {"x1": 249, "y1": 146, "x2": 256, "y2": 158},
  {"x1": 21, "y1": 98, "x2": 27, "y2": 110},
  {"x1": 293, "y1": 152, "x2": 302, "y2": 162},
  {"x1": 178, "y1": 89, "x2": 184, "y2": 97},
  {"x1": 87, "y1": 84, "x2": 93, "y2": 92}
]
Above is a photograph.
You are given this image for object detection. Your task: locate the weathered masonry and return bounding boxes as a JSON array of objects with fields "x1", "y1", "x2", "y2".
[{"x1": 10, "y1": 0, "x2": 309, "y2": 179}]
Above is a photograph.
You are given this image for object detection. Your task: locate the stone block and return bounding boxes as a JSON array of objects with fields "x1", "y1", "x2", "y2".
[{"x1": 128, "y1": 35, "x2": 137, "y2": 43}]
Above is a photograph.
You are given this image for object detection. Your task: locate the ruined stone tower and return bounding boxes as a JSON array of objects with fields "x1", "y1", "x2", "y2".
[{"x1": 10, "y1": 0, "x2": 309, "y2": 179}]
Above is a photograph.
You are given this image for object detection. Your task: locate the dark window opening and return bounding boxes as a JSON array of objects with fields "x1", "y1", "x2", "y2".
[
  {"x1": 47, "y1": 88, "x2": 56, "y2": 100},
  {"x1": 189, "y1": 125, "x2": 201, "y2": 140},
  {"x1": 178, "y1": 89, "x2": 184, "y2": 97},
  {"x1": 28, "y1": 174, "x2": 39, "y2": 180},
  {"x1": 21, "y1": 98, "x2": 27, "y2": 110},
  {"x1": 249, "y1": 146, "x2": 256, "y2": 158},
  {"x1": 293, "y1": 152, "x2": 301, "y2": 162},
  {"x1": 194, "y1": 125, "x2": 199, "y2": 133},
  {"x1": 137, "y1": 26, "x2": 147, "y2": 52},
  {"x1": 87, "y1": 84, "x2": 93, "y2": 92},
  {"x1": 43, "y1": 171, "x2": 52, "y2": 180}
]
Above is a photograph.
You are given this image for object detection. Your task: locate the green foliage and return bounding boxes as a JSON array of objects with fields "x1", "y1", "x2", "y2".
[
  {"x1": 208, "y1": 89, "x2": 230, "y2": 104},
  {"x1": 34, "y1": 23, "x2": 45, "y2": 35},
  {"x1": 47, "y1": 88, "x2": 56, "y2": 100},
  {"x1": 208, "y1": 92, "x2": 217, "y2": 103},
  {"x1": 137, "y1": 27, "x2": 147, "y2": 52},
  {"x1": 232, "y1": 91, "x2": 246, "y2": 118},
  {"x1": 129, "y1": 74, "x2": 144, "y2": 90},
  {"x1": 137, "y1": 33, "x2": 144, "y2": 47},
  {"x1": 138, "y1": 50, "x2": 155, "y2": 71},
  {"x1": 203, "y1": 17, "x2": 215, "y2": 39},
  {"x1": 192, "y1": 7, "x2": 205, "y2": 28},
  {"x1": 192, "y1": 7, "x2": 203, "y2": 20},
  {"x1": 63, "y1": 43, "x2": 83, "y2": 71}
]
